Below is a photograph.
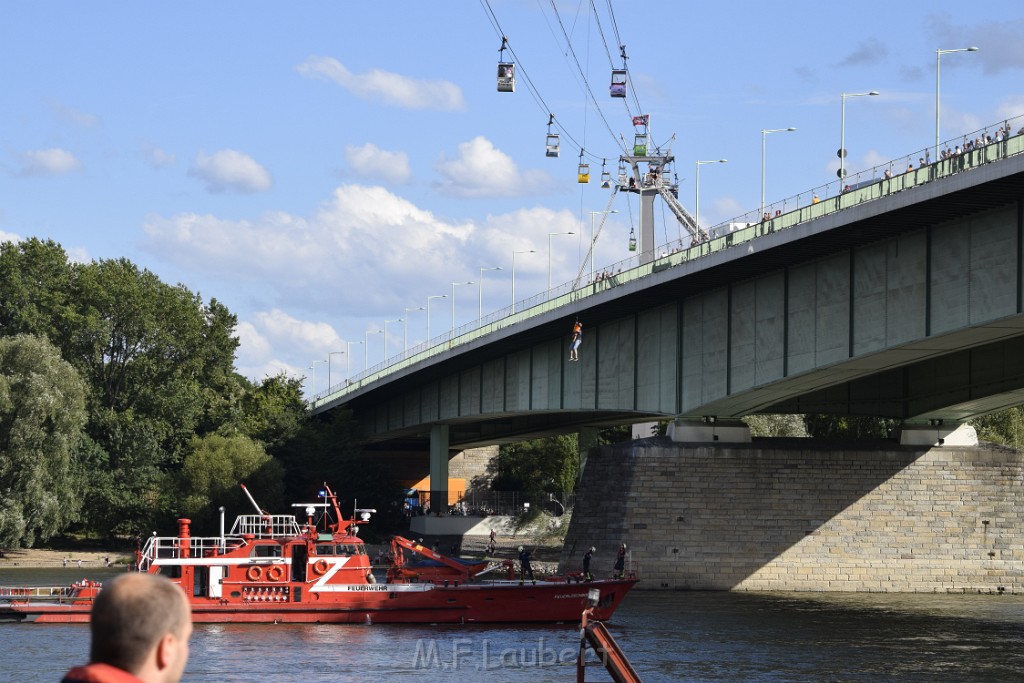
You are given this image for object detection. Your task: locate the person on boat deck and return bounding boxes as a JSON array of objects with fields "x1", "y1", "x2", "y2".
[
  {"x1": 583, "y1": 546, "x2": 595, "y2": 582},
  {"x1": 62, "y1": 573, "x2": 192, "y2": 683},
  {"x1": 518, "y1": 545, "x2": 535, "y2": 583},
  {"x1": 614, "y1": 543, "x2": 627, "y2": 579}
]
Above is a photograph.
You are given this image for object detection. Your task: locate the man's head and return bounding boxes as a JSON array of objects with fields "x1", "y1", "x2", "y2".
[{"x1": 89, "y1": 573, "x2": 192, "y2": 683}]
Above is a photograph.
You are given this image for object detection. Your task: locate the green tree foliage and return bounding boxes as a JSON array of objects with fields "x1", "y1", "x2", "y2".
[
  {"x1": 492, "y1": 434, "x2": 580, "y2": 496},
  {"x1": 177, "y1": 434, "x2": 285, "y2": 533},
  {"x1": 0, "y1": 238, "x2": 75, "y2": 342},
  {"x1": 803, "y1": 414, "x2": 898, "y2": 439},
  {"x1": 744, "y1": 414, "x2": 809, "y2": 437},
  {"x1": 970, "y1": 407, "x2": 1024, "y2": 449},
  {"x1": 0, "y1": 335, "x2": 88, "y2": 547},
  {"x1": 237, "y1": 373, "x2": 307, "y2": 453}
]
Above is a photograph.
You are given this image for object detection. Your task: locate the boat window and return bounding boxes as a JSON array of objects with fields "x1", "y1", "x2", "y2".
[
  {"x1": 336, "y1": 544, "x2": 350, "y2": 556},
  {"x1": 315, "y1": 544, "x2": 334, "y2": 556},
  {"x1": 157, "y1": 565, "x2": 181, "y2": 579},
  {"x1": 251, "y1": 544, "x2": 282, "y2": 558}
]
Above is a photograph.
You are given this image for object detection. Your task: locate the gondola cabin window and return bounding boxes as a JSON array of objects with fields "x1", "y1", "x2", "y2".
[
  {"x1": 497, "y1": 62, "x2": 515, "y2": 92},
  {"x1": 610, "y1": 69, "x2": 627, "y2": 98},
  {"x1": 633, "y1": 133, "x2": 648, "y2": 157},
  {"x1": 545, "y1": 133, "x2": 560, "y2": 157}
]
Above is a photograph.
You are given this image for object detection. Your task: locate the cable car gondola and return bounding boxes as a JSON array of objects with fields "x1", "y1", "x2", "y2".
[
  {"x1": 633, "y1": 133, "x2": 648, "y2": 157},
  {"x1": 628, "y1": 227, "x2": 637, "y2": 252},
  {"x1": 578, "y1": 151, "x2": 589, "y2": 183},
  {"x1": 600, "y1": 159, "x2": 612, "y2": 188},
  {"x1": 497, "y1": 38, "x2": 514, "y2": 93},
  {"x1": 545, "y1": 115, "x2": 559, "y2": 157},
  {"x1": 610, "y1": 69, "x2": 627, "y2": 98}
]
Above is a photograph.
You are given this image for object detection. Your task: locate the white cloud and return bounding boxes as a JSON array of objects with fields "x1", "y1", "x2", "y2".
[
  {"x1": 189, "y1": 149, "x2": 272, "y2": 194},
  {"x1": 141, "y1": 142, "x2": 176, "y2": 169},
  {"x1": 50, "y1": 100, "x2": 99, "y2": 128},
  {"x1": 16, "y1": 148, "x2": 82, "y2": 177},
  {"x1": 345, "y1": 143, "x2": 411, "y2": 183},
  {"x1": 235, "y1": 313, "x2": 349, "y2": 391},
  {"x1": 296, "y1": 56, "x2": 464, "y2": 111},
  {"x1": 995, "y1": 96, "x2": 1024, "y2": 124},
  {"x1": 0, "y1": 229, "x2": 22, "y2": 244},
  {"x1": 435, "y1": 136, "x2": 553, "y2": 198}
]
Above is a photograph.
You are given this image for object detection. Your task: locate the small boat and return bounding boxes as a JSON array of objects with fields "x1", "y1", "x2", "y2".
[{"x1": 1, "y1": 484, "x2": 636, "y2": 624}]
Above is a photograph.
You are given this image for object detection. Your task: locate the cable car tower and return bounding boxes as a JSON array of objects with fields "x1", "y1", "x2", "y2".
[{"x1": 618, "y1": 129, "x2": 707, "y2": 265}]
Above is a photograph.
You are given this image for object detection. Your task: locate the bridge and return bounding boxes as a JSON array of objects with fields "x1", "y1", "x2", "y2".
[{"x1": 312, "y1": 123, "x2": 1024, "y2": 503}]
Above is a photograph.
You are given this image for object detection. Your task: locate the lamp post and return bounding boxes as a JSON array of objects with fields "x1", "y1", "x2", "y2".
[
  {"x1": 936, "y1": 47, "x2": 979, "y2": 162},
  {"x1": 695, "y1": 159, "x2": 727, "y2": 230},
  {"x1": 364, "y1": 329, "x2": 383, "y2": 369},
  {"x1": 328, "y1": 351, "x2": 345, "y2": 388},
  {"x1": 403, "y1": 307, "x2": 424, "y2": 351},
  {"x1": 511, "y1": 249, "x2": 536, "y2": 313},
  {"x1": 839, "y1": 92, "x2": 878, "y2": 181},
  {"x1": 383, "y1": 318, "x2": 402, "y2": 360},
  {"x1": 547, "y1": 231, "x2": 575, "y2": 290},
  {"x1": 426, "y1": 295, "x2": 447, "y2": 341},
  {"x1": 450, "y1": 281, "x2": 473, "y2": 338},
  {"x1": 345, "y1": 340, "x2": 362, "y2": 378},
  {"x1": 761, "y1": 127, "x2": 796, "y2": 218},
  {"x1": 588, "y1": 210, "x2": 618, "y2": 283},
  {"x1": 478, "y1": 266, "x2": 502, "y2": 319},
  {"x1": 309, "y1": 359, "x2": 327, "y2": 394}
]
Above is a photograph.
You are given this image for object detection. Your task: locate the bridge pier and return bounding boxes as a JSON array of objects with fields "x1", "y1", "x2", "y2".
[
  {"x1": 428, "y1": 424, "x2": 449, "y2": 514},
  {"x1": 579, "y1": 426, "x2": 600, "y2": 481},
  {"x1": 898, "y1": 421, "x2": 978, "y2": 447},
  {"x1": 666, "y1": 417, "x2": 751, "y2": 443}
]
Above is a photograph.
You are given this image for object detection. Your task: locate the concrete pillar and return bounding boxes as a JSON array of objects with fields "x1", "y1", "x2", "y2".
[
  {"x1": 579, "y1": 426, "x2": 600, "y2": 481},
  {"x1": 429, "y1": 424, "x2": 449, "y2": 513},
  {"x1": 898, "y1": 421, "x2": 978, "y2": 447},
  {"x1": 666, "y1": 417, "x2": 751, "y2": 443}
]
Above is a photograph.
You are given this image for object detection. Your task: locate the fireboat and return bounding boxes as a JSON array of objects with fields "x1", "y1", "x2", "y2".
[{"x1": 0, "y1": 484, "x2": 637, "y2": 624}]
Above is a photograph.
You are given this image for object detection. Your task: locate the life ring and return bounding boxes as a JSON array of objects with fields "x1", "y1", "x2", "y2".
[
  {"x1": 246, "y1": 566, "x2": 263, "y2": 582},
  {"x1": 312, "y1": 559, "x2": 329, "y2": 576},
  {"x1": 267, "y1": 565, "x2": 285, "y2": 582}
]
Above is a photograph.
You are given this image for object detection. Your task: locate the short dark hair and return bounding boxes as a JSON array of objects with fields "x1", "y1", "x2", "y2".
[{"x1": 89, "y1": 573, "x2": 189, "y2": 673}]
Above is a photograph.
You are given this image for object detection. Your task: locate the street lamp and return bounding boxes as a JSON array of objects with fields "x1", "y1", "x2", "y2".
[
  {"x1": 308, "y1": 359, "x2": 327, "y2": 394},
  {"x1": 761, "y1": 127, "x2": 796, "y2": 218},
  {"x1": 588, "y1": 210, "x2": 618, "y2": 284},
  {"x1": 383, "y1": 318, "x2": 402, "y2": 360},
  {"x1": 364, "y1": 329, "x2": 383, "y2": 369},
  {"x1": 450, "y1": 281, "x2": 473, "y2": 337},
  {"x1": 478, "y1": 266, "x2": 502, "y2": 319},
  {"x1": 695, "y1": 159, "x2": 727, "y2": 231},
  {"x1": 403, "y1": 307, "x2": 424, "y2": 351},
  {"x1": 936, "y1": 47, "x2": 979, "y2": 162},
  {"x1": 345, "y1": 340, "x2": 362, "y2": 378},
  {"x1": 547, "y1": 231, "x2": 575, "y2": 290},
  {"x1": 426, "y1": 295, "x2": 447, "y2": 341},
  {"x1": 840, "y1": 92, "x2": 878, "y2": 181},
  {"x1": 511, "y1": 249, "x2": 536, "y2": 313},
  {"x1": 328, "y1": 351, "x2": 345, "y2": 388}
]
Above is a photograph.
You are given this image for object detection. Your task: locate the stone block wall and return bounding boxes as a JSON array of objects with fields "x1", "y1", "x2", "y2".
[
  {"x1": 448, "y1": 445, "x2": 499, "y2": 497},
  {"x1": 559, "y1": 437, "x2": 1024, "y2": 592}
]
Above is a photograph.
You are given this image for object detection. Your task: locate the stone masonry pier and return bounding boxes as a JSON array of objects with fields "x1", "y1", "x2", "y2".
[{"x1": 559, "y1": 437, "x2": 1024, "y2": 592}]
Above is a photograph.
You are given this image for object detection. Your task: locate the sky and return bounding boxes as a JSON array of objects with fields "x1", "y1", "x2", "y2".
[{"x1": 3, "y1": 1, "x2": 1024, "y2": 397}]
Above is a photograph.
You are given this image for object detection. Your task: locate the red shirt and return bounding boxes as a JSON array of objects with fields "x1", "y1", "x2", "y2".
[{"x1": 62, "y1": 663, "x2": 145, "y2": 683}]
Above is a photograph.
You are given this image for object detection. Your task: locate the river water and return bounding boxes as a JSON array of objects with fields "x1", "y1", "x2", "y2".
[{"x1": 3, "y1": 568, "x2": 1023, "y2": 682}]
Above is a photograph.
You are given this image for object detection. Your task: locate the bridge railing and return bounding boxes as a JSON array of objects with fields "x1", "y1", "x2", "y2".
[{"x1": 311, "y1": 114, "x2": 1024, "y2": 408}]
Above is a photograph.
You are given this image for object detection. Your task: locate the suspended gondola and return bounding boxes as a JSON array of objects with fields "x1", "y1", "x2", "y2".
[
  {"x1": 628, "y1": 227, "x2": 637, "y2": 252},
  {"x1": 545, "y1": 114, "x2": 560, "y2": 157},
  {"x1": 600, "y1": 159, "x2": 612, "y2": 188},
  {"x1": 610, "y1": 69, "x2": 627, "y2": 98},
  {"x1": 497, "y1": 37, "x2": 515, "y2": 93},
  {"x1": 578, "y1": 150, "x2": 589, "y2": 183},
  {"x1": 633, "y1": 133, "x2": 647, "y2": 157}
]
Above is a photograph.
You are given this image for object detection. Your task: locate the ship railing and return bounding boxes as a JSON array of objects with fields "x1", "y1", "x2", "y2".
[
  {"x1": 229, "y1": 514, "x2": 303, "y2": 539},
  {"x1": 0, "y1": 585, "x2": 77, "y2": 600},
  {"x1": 137, "y1": 534, "x2": 251, "y2": 571}
]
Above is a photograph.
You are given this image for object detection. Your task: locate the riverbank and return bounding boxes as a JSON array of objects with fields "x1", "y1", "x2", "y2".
[{"x1": 0, "y1": 548, "x2": 133, "y2": 569}]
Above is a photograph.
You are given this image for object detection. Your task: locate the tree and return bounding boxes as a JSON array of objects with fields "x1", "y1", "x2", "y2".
[
  {"x1": 0, "y1": 238, "x2": 75, "y2": 342},
  {"x1": 0, "y1": 335, "x2": 88, "y2": 547},
  {"x1": 177, "y1": 434, "x2": 285, "y2": 533},
  {"x1": 744, "y1": 414, "x2": 809, "y2": 437},
  {"x1": 492, "y1": 434, "x2": 580, "y2": 496},
  {"x1": 236, "y1": 373, "x2": 308, "y2": 453},
  {"x1": 970, "y1": 407, "x2": 1024, "y2": 449},
  {"x1": 803, "y1": 414, "x2": 898, "y2": 439}
]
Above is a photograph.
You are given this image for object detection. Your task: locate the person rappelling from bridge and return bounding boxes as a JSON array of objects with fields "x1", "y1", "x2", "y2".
[{"x1": 569, "y1": 321, "x2": 583, "y2": 361}]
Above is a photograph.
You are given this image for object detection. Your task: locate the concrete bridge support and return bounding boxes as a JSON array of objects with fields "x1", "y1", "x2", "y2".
[
  {"x1": 561, "y1": 437, "x2": 1024, "y2": 592},
  {"x1": 428, "y1": 424, "x2": 449, "y2": 513}
]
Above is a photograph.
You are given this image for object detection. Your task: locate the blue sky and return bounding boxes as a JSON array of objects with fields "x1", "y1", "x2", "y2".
[{"x1": 3, "y1": 1, "x2": 1023, "y2": 395}]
